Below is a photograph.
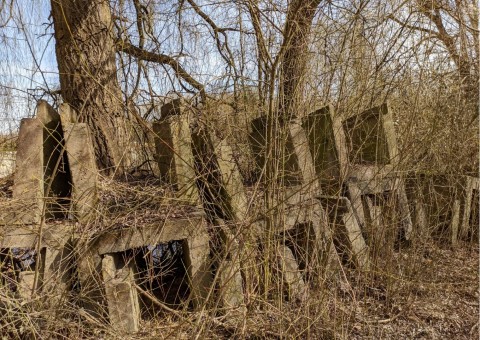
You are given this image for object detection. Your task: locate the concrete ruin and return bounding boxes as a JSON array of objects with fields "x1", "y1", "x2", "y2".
[
  {"x1": 78, "y1": 215, "x2": 211, "y2": 333},
  {"x1": 405, "y1": 173, "x2": 479, "y2": 246},
  {"x1": 303, "y1": 104, "x2": 413, "y2": 265},
  {"x1": 0, "y1": 99, "x2": 477, "y2": 333},
  {"x1": 247, "y1": 115, "x2": 339, "y2": 294}
]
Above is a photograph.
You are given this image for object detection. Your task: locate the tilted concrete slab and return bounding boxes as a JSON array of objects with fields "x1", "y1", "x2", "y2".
[
  {"x1": 11, "y1": 118, "x2": 44, "y2": 224},
  {"x1": 276, "y1": 244, "x2": 307, "y2": 301},
  {"x1": 59, "y1": 104, "x2": 98, "y2": 223},
  {"x1": 317, "y1": 195, "x2": 370, "y2": 270}
]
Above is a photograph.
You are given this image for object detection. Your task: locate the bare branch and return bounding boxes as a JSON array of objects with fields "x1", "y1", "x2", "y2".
[{"x1": 116, "y1": 40, "x2": 206, "y2": 101}]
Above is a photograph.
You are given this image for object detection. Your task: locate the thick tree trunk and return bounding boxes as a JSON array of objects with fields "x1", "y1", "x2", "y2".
[
  {"x1": 51, "y1": 0, "x2": 127, "y2": 174},
  {"x1": 280, "y1": 0, "x2": 321, "y2": 121}
]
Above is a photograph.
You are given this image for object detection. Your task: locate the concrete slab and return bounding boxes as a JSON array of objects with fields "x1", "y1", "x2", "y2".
[
  {"x1": 276, "y1": 244, "x2": 306, "y2": 301},
  {"x1": 12, "y1": 117, "x2": 44, "y2": 224},
  {"x1": 60, "y1": 104, "x2": 98, "y2": 223},
  {"x1": 17, "y1": 271, "x2": 36, "y2": 299},
  {"x1": 153, "y1": 112, "x2": 199, "y2": 204},
  {"x1": 317, "y1": 195, "x2": 370, "y2": 270},
  {"x1": 248, "y1": 116, "x2": 303, "y2": 186},
  {"x1": 102, "y1": 254, "x2": 140, "y2": 333},
  {"x1": 458, "y1": 176, "x2": 480, "y2": 240}
]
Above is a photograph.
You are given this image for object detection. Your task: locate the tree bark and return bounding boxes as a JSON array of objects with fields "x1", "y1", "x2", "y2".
[
  {"x1": 280, "y1": 0, "x2": 321, "y2": 121},
  {"x1": 51, "y1": 0, "x2": 127, "y2": 174}
]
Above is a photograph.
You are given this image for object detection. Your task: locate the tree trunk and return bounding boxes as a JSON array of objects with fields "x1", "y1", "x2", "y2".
[
  {"x1": 51, "y1": 0, "x2": 127, "y2": 174},
  {"x1": 280, "y1": 0, "x2": 321, "y2": 121}
]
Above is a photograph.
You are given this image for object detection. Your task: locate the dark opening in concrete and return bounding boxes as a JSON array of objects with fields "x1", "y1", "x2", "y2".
[
  {"x1": 120, "y1": 240, "x2": 191, "y2": 318},
  {"x1": 0, "y1": 247, "x2": 44, "y2": 295},
  {"x1": 43, "y1": 119, "x2": 72, "y2": 219}
]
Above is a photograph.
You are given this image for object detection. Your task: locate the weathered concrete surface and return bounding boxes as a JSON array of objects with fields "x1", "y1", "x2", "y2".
[
  {"x1": 450, "y1": 199, "x2": 460, "y2": 246},
  {"x1": 302, "y1": 105, "x2": 343, "y2": 195},
  {"x1": 102, "y1": 254, "x2": 141, "y2": 333},
  {"x1": 405, "y1": 173, "x2": 462, "y2": 245},
  {"x1": 304, "y1": 104, "x2": 413, "y2": 247},
  {"x1": 59, "y1": 104, "x2": 97, "y2": 223},
  {"x1": 350, "y1": 178, "x2": 412, "y2": 245},
  {"x1": 276, "y1": 244, "x2": 306, "y2": 301},
  {"x1": 17, "y1": 271, "x2": 36, "y2": 299},
  {"x1": 12, "y1": 117, "x2": 44, "y2": 224},
  {"x1": 211, "y1": 136, "x2": 251, "y2": 222},
  {"x1": 342, "y1": 103, "x2": 394, "y2": 166},
  {"x1": 3, "y1": 101, "x2": 73, "y2": 224},
  {"x1": 458, "y1": 176, "x2": 480, "y2": 240},
  {"x1": 218, "y1": 256, "x2": 245, "y2": 309},
  {"x1": 153, "y1": 113, "x2": 198, "y2": 203},
  {"x1": 248, "y1": 116, "x2": 302, "y2": 186}
]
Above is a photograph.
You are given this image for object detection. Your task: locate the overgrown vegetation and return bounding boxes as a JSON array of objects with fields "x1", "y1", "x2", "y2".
[{"x1": 0, "y1": 0, "x2": 478, "y2": 339}]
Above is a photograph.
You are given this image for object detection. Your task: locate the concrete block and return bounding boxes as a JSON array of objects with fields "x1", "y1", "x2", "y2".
[
  {"x1": 276, "y1": 244, "x2": 306, "y2": 301},
  {"x1": 17, "y1": 271, "x2": 36, "y2": 299},
  {"x1": 346, "y1": 177, "x2": 412, "y2": 246},
  {"x1": 183, "y1": 229, "x2": 213, "y2": 308},
  {"x1": 341, "y1": 103, "x2": 396, "y2": 166},
  {"x1": 62, "y1": 123, "x2": 98, "y2": 223},
  {"x1": 450, "y1": 199, "x2": 460, "y2": 247},
  {"x1": 218, "y1": 257, "x2": 245, "y2": 309},
  {"x1": 102, "y1": 254, "x2": 140, "y2": 333},
  {"x1": 38, "y1": 101, "x2": 71, "y2": 219},
  {"x1": 458, "y1": 176, "x2": 480, "y2": 240},
  {"x1": 363, "y1": 195, "x2": 394, "y2": 258},
  {"x1": 153, "y1": 114, "x2": 198, "y2": 203},
  {"x1": 248, "y1": 116, "x2": 302, "y2": 186},
  {"x1": 8, "y1": 101, "x2": 73, "y2": 223},
  {"x1": 78, "y1": 216, "x2": 213, "y2": 318},
  {"x1": 0, "y1": 223, "x2": 73, "y2": 301},
  {"x1": 13, "y1": 118, "x2": 44, "y2": 224},
  {"x1": 302, "y1": 106, "x2": 343, "y2": 194},
  {"x1": 210, "y1": 223, "x2": 247, "y2": 310},
  {"x1": 317, "y1": 195, "x2": 370, "y2": 270},
  {"x1": 212, "y1": 136, "x2": 249, "y2": 222}
]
